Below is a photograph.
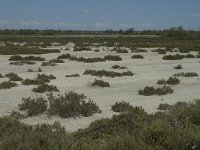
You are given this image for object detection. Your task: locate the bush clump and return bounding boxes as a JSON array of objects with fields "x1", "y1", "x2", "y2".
[
  {"x1": 48, "y1": 92, "x2": 101, "y2": 118},
  {"x1": 9, "y1": 60, "x2": 36, "y2": 65},
  {"x1": 111, "y1": 101, "x2": 134, "y2": 112},
  {"x1": 0, "y1": 73, "x2": 3, "y2": 78},
  {"x1": 0, "y1": 81, "x2": 18, "y2": 89},
  {"x1": 174, "y1": 64, "x2": 183, "y2": 69},
  {"x1": 104, "y1": 55, "x2": 122, "y2": 61},
  {"x1": 22, "y1": 79, "x2": 45, "y2": 85},
  {"x1": 131, "y1": 55, "x2": 144, "y2": 59},
  {"x1": 18, "y1": 97, "x2": 48, "y2": 116},
  {"x1": 5, "y1": 73, "x2": 23, "y2": 81},
  {"x1": 112, "y1": 65, "x2": 127, "y2": 69},
  {"x1": 163, "y1": 54, "x2": 184, "y2": 60},
  {"x1": 138, "y1": 85, "x2": 174, "y2": 96},
  {"x1": 90, "y1": 79, "x2": 110, "y2": 87},
  {"x1": 174, "y1": 72, "x2": 199, "y2": 77},
  {"x1": 157, "y1": 103, "x2": 172, "y2": 110},
  {"x1": 36, "y1": 74, "x2": 56, "y2": 83},
  {"x1": 157, "y1": 77, "x2": 180, "y2": 85},
  {"x1": 65, "y1": 74, "x2": 80, "y2": 77},
  {"x1": 9, "y1": 55, "x2": 45, "y2": 61},
  {"x1": 83, "y1": 69, "x2": 134, "y2": 78},
  {"x1": 32, "y1": 84, "x2": 59, "y2": 93}
]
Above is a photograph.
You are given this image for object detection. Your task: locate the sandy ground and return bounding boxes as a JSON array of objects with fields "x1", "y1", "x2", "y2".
[{"x1": 0, "y1": 44, "x2": 200, "y2": 132}]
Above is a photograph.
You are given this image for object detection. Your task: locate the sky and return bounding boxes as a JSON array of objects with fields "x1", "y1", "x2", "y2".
[{"x1": 0, "y1": 0, "x2": 200, "y2": 30}]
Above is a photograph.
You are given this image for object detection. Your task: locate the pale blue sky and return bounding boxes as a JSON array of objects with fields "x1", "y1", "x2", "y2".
[{"x1": 0, "y1": 0, "x2": 200, "y2": 30}]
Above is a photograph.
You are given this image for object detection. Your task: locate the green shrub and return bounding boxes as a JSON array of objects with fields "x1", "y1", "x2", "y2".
[
  {"x1": 49, "y1": 59, "x2": 64, "y2": 63},
  {"x1": 10, "y1": 110, "x2": 27, "y2": 119},
  {"x1": 138, "y1": 85, "x2": 174, "y2": 96},
  {"x1": 27, "y1": 68, "x2": 42, "y2": 72},
  {"x1": 163, "y1": 54, "x2": 184, "y2": 60},
  {"x1": 18, "y1": 97, "x2": 48, "y2": 116},
  {"x1": 65, "y1": 74, "x2": 80, "y2": 77},
  {"x1": 104, "y1": 55, "x2": 122, "y2": 61},
  {"x1": 9, "y1": 55, "x2": 23, "y2": 61},
  {"x1": 48, "y1": 92, "x2": 101, "y2": 118},
  {"x1": 41, "y1": 61, "x2": 56, "y2": 66},
  {"x1": 9, "y1": 60, "x2": 36, "y2": 65},
  {"x1": 166, "y1": 77, "x2": 180, "y2": 85},
  {"x1": 185, "y1": 54, "x2": 195, "y2": 58},
  {"x1": 111, "y1": 101, "x2": 134, "y2": 112},
  {"x1": 174, "y1": 72, "x2": 199, "y2": 77},
  {"x1": 5, "y1": 73, "x2": 23, "y2": 81},
  {"x1": 112, "y1": 65, "x2": 127, "y2": 69},
  {"x1": 22, "y1": 79, "x2": 45, "y2": 85},
  {"x1": 9, "y1": 55, "x2": 45, "y2": 61},
  {"x1": 83, "y1": 69, "x2": 134, "y2": 78},
  {"x1": 57, "y1": 53, "x2": 71, "y2": 59},
  {"x1": 174, "y1": 64, "x2": 183, "y2": 69},
  {"x1": 36, "y1": 74, "x2": 56, "y2": 83},
  {"x1": 157, "y1": 79, "x2": 166, "y2": 85},
  {"x1": 90, "y1": 79, "x2": 110, "y2": 87},
  {"x1": 32, "y1": 84, "x2": 59, "y2": 93},
  {"x1": 0, "y1": 81, "x2": 18, "y2": 89},
  {"x1": 131, "y1": 55, "x2": 144, "y2": 59},
  {"x1": 0, "y1": 73, "x2": 3, "y2": 78},
  {"x1": 157, "y1": 103, "x2": 171, "y2": 110}
]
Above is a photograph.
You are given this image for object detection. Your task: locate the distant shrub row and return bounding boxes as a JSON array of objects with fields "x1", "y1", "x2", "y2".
[
  {"x1": 9, "y1": 55, "x2": 45, "y2": 61},
  {"x1": 173, "y1": 72, "x2": 199, "y2": 77}
]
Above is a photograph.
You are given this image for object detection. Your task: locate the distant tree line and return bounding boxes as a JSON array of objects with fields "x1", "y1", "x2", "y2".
[{"x1": 0, "y1": 27, "x2": 199, "y2": 38}]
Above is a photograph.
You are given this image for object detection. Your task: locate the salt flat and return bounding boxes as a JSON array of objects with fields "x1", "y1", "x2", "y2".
[{"x1": 0, "y1": 45, "x2": 200, "y2": 131}]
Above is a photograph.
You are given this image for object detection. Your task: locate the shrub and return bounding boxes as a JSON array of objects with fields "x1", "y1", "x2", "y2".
[
  {"x1": 83, "y1": 69, "x2": 134, "y2": 78},
  {"x1": 57, "y1": 53, "x2": 71, "y2": 59},
  {"x1": 0, "y1": 81, "x2": 18, "y2": 89},
  {"x1": 138, "y1": 85, "x2": 174, "y2": 96},
  {"x1": 22, "y1": 79, "x2": 45, "y2": 85},
  {"x1": 131, "y1": 55, "x2": 144, "y2": 59},
  {"x1": 9, "y1": 55, "x2": 23, "y2": 61},
  {"x1": 9, "y1": 60, "x2": 36, "y2": 65},
  {"x1": 163, "y1": 54, "x2": 184, "y2": 60},
  {"x1": 131, "y1": 49, "x2": 148, "y2": 53},
  {"x1": 41, "y1": 61, "x2": 56, "y2": 66},
  {"x1": 32, "y1": 84, "x2": 59, "y2": 93},
  {"x1": 104, "y1": 55, "x2": 122, "y2": 61},
  {"x1": 166, "y1": 77, "x2": 180, "y2": 85},
  {"x1": 28, "y1": 68, "x2": 42, "y2": 72},
  {"x1": 90, "y1": 79, "x2": 110, "y2": 87},
  {"x1": 157, "y1": 79, "x2": 166, "y2": 85},
  {"x1": 36, "y1": 74, "x2": 56, "y2": 83},
  {"x1": 65, "y1": 74, "x2": 80, "y2": 77},
  {"x1": 112, "y1": 65, "x2": 127, "y2": 69},
  {"x1": 174, "y1": 64, "x2": 183, "y2": 69},
  {"x1": 48, "y1": 92, "x2": 101, "y2": 118},
  {"x1": 157, "y1": 103, "x2": 171, "y2": 110},
  {"x1": 173, "y1": 72, "x2": 199, "y2": 77},
  {"x1": 0, "y1": 73, "x2": 3, "y2": 78},
  {"x1": 49, "y1": 59, "x2": 64, "y2": 63},
  {"x1": 94, "y1": 49, "x2": 100, "y2": 52},
  {"x1": 18, "y1": 97, "x2": 48, "y2": 116},
  {"x1": 5, "y1": 73, "x2": 23, "y2": 81},
  {"x1": 111, "y1": 101, "x2": 134, "y2": 112}
]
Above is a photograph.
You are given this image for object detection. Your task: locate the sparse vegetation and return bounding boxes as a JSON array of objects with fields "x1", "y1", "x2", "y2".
[
  {"x1": 174, "y1": 72, "x2": 199, "y2": 77},
  {"x1": 174, "y1": 64, "x2": 183, "y2": 69},
  {"x1": 0, "y1": 81, "x2": 18, "y2": 89},
  {"x1": 163, "y1": 54, "x2": 184, "y2": 60},
  {"x1": 65, "y1": 74, "x2": 80, "y2": 77},
  {"x1": 104, "y1": 55, "x2": 122, "y2": 61},
  {"x1": 83, "y1": 69, "x2": 134, "y2": 78},
  {"x1": 90, "y1": 79, "x2": 110, "y2": 87},
  {"x1": 111, "y1": 101, "x2": 134, "y2": 112},
  {"x1": 9, "y1": 60, "x2": 36, "y2": 65},
  {"x1": 157, "y1": 103, "x2": 172, "y2": 110},
  {"x1": 112, "y1": 65, "x2": 127, "y2": 69},
  {"x1": 157, "y1": 77, "x2": 180, "y2": 85},
  {"x1": 32, "y1": 84, "x2": 59, "y2": 93},
  {"x1": 9, "y1": 55, "x2": 45, "y2": 61},
  {"x1": 138, "y1": 85, "x2": 174, "y2": 96},
  {"x1": 5, "y1": 73, "x2": 23, "y2": 81},
  {"x1": 18, "y1": 97, "x2": 48, "y2": 116},
  {"x1": 131, "y1": 55, "x2": 144, "y2": 59}
]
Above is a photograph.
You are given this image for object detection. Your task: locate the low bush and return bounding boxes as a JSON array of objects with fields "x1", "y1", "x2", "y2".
[
  {"x1": 173, "y1": 72, "x2": 199, "y2": 77},
  {"x1": 112, "y1": 65, "x2": 127, "y2": 69},
  {"x1": 0, "y1": 81, "x2": 18, "y2": 89},
  {"x1": 27, "y1": 68, "x2": 42, "y2": 72},
  {"x1": 36, "y1": 74, "x2": 56, "y2": 83},
  {"x1": 112, "y1": 48, "x2": 128, "y2": 53},
  {"x1": 163, "y1": 54, "x2": 184, "y2": 60},
  {"x1": 111, "y1": 101, "x2": 134, "y2": 112},
  {"x1": 0, "y1": 73, "x2": 3, "y2": 78},
  {"x1": 138, "y1": 85, "x2": 174, "y2": 96},
  {"x1": 157, "y1": 103, "x2": 172, "y2": 110},
  {"x1": 90, "y1": 79, "x2": 110, "y2": 87},
  {"x1": 157, "y1": 77, "x2": 180, "y2": 85},
  {"x1": 9, "y1": 55, "x2": 23, "y2": 61},
  {"x1": 174, "y1": 64, "x2": 183, "y2": 69},
  {"x1": 131, "y1": 49, "x2": 148, "y2": 53},
  {"x1": 18, "y1": 97, "x2": 48, "y2": 116},
  {"x1": 83, "y1": 69, "x2": 134, "y2": 78},
  {"x1": 48, "y1": 92, "x2": 101, "y2": 118},
  {"x1": 32, "y1": 84, "x2": 59, "y2": 93},
  {"x1": 22, "y1": 79, "x2": 45, "y2": 85},
  {"x1": 5, "y1": 73, "x2": 23, "y2": 81},
  {"x1": 41, "y1": 61, "x2": 56, "y2": 66},
  {"x1": 9, "y1": 60, "x2": 36, "y2": 65},
  {"x1": 49, "y1": 59, "x2": 64, "y2": 63},
  {"x1": 185, "y1": 54, "x2": 195, "y2": 58},
  {"x1": 131, "y1": 55, "x2": 144, "y2": 59},
  {"x1": 57, "y1": 53, "x2": 71, "y2": 59},
  {"x1": 65, "y1": 74, "x2": 80, "y2": 77},
  {"x1": 104, "y1": 55, "x2": 122, "y2": 61}
]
